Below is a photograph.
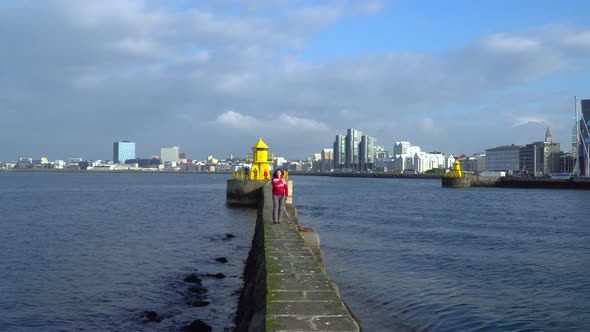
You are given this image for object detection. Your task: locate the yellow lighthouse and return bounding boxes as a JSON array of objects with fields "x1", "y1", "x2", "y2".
[
  {"x1": 227, "y1": 137, "x2": 277, "y2": 206},
  {"x1": 249, "y1": 138, "x2": 273, "y2": 180},
  {"x1": 449, "y1": 159, "x2": 463, "y2": 177},
  {"x1": 442, "y1": 158, "x2": 471, "y2": 187}
]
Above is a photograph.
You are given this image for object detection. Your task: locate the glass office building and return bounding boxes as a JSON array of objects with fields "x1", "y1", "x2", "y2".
[
  {"x1": 579, "y1": 99, "x2": 590, "y2": 176},
  {"x1": 113, "y1": 141, "x2": 136, "y2": 164}
]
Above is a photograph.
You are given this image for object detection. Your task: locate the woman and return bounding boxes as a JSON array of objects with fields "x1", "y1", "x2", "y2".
[{"x1": 271, "y1": 169, "x2": 289, "y2": 224}]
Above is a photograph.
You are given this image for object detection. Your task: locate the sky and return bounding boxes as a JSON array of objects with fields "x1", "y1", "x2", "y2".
[{"x1": 1, "y1": 0, "x2": 589, "y2": 161}]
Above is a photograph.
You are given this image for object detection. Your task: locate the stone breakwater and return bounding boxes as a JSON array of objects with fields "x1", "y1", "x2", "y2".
[
  {"x1": 472, "y1": 176, "x2": 590, "y2": 189},
  {"x1": 235, "y1": 184, "x2": 360, "y2": 332},
  {"x1": 442, "y1": 175, "x2": 590, "y2": 190}
]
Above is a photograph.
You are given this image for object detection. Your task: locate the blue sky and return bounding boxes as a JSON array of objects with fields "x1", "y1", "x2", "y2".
[
  {"x1": 0, "y1": 0, "x2": 589, "y2": 161},
  {"x1": 304, "y1": 0, "x2": 588, "y2": 57}
]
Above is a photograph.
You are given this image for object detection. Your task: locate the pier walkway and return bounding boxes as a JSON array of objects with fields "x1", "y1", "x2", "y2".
[{"x1": 236, "y1": 183, "x2": 360, "y2": 331}]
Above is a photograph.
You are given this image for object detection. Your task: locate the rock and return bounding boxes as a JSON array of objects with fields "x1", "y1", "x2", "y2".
[
  {"x1": 181, "y1": 319, "x2": 212, "y2": 332},
  {"x1": 215, "y1": 257, "x2": 228, "y2": 263},
  {"x1": 184, "y1": 274, "x2": 202, "y2": 284},
  {"x1": 189, "y1": 300, "x2": 210, "y2": 307},
  {"x1": 143, "y1": 310, "x2": 161, "y2": 323},
  {"x1": 225, "y1": 233, "x2": 235, "y2": 239},
  {"x1": 188, "y1": 286, "x2": 208, "y2": 294},
  {"x1": 207, "y1": 273, "x2": 225, "y2": 279}
]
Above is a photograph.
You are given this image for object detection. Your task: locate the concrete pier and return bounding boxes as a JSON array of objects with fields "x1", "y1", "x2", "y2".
[
  {"x1": 441, "y1": 176, "x2": 471, "y2": 188},
  {"x1": 235, "y1": 184, "x2": 360, "y2": 332},
  {"x1": 471, "y1": 176, "x2": 590, "y2": 189},
  {"x1": 227, "y1": 179, "x2": 268, "y2": 207}
]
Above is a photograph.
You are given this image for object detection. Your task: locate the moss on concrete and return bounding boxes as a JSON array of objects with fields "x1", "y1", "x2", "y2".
[{"x1": 265, "y1": 318, "x2": 283, "y2": 330}]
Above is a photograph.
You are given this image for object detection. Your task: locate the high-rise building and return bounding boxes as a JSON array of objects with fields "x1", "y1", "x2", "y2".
[
  {"x1": 161, "y1": 146, "x2": 180, "y2": 163},
  {"x1": 359, "y1": 135, "x2": 377, "y2": 171},
  {"x1": 333, "y1": 135, "x2": 346, "y2": 170},
  {"x1": 334, "y1": 129, "x2": 380, "y2": 171},
  {"x1": 345, "y1": 128, "x2": 362, "y2": 169},
  {"x1": 113, "y1": 141, "x2": 136, "y2": 164},
  {"x1": 578, "y1": 99, "x2": 590, "y2": 176}
]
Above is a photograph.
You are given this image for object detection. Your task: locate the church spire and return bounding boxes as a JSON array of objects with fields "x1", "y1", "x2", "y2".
[{"x1": 545, "y1": 126, "x2": 552, "y2": 143}]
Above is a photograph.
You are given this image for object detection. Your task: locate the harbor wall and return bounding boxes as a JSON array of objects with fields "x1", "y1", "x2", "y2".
[
  {"x1": 227, "y1": 179, "x2": 268, "y2": 207},
  {"x1": 234, "y1": 186, "x2": 267, "y2": 331},
  {"x1": 496, "y1": 176, "x2": 590, "y2": 189},
  {"x1": 469, "y1": 176, "x2": 590, "y2": 190},
  {"x1": 471, "y1": 176, "x2": 501, "y2": 187},
  {"x1": 441, "y1": 177, "x2": 471, "y2": 188},
  {"x1": 235, "y1": 184, "x2": 360, "y2": 332}
]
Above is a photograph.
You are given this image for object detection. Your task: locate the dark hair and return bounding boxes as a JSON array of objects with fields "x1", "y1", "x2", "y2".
[{"x1": 273, "y1": 169, "x2": 282, "y2": 178}]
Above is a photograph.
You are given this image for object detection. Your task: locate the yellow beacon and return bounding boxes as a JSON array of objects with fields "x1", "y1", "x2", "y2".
[{"x1": 249, "y1": 138, "x2": 273, "y2": 180}]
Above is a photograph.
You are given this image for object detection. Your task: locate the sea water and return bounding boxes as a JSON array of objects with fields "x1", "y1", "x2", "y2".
[
  {"x1": 293, "y1": 176, "x2": 590, "y2": 331},
  {"x1": 0, "y1": 172, "x2": 256, "y2": 331}
]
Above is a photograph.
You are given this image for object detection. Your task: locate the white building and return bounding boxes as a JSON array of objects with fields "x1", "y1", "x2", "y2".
[
  {"x1": 54, "y1": 160, "x2": 66, "y2": 169},
  {"x1": 445, "y1": 155, "x2": 456, "y2": 169},
  {"x1": 394, "y1": 141, "x2": 411, "y2": 155},
  {"x1": 114, "y1": 163, "x2": 139, "y2": 170},
  {"x1": 393, "y1": 154, "x2": 415, "y2": 171},
  {"x1": 413, "y1": 152, "x2": 446, "y2": 173},
  {"x1": 432, "y1": 153, "x2": 446, "y2": 169},
  {"x1": 161, "y1": 146, "x2": 180, "y2": 164},
  {"x1": 390, "y1": 141, "x2": 423, "y2": 172},
  {"x1": 207, "y1": 156, "x2": 218, "y2": 164},
  {"x1": 274, "y1": 157, "x2": 287, "y2": 168}
]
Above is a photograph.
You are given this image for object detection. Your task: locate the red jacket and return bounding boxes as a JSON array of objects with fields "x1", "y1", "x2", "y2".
[{"x1": 272, "y1": 177, "x2": 288, "y2": 196}]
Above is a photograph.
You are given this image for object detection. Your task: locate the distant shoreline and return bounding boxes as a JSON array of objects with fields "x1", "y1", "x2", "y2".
[
  {"x1": 5, "y1": 169, "x2": 589, "y2": 189},
  {"x1": 0, "y1": 169, "x2": 232, "y2": 175},
  {"x1": 288, "y1": 171, "x2": 442, "y2": 179},
  {"x1": 0, "y1": 168, "x2": 442, "y2": 179}
]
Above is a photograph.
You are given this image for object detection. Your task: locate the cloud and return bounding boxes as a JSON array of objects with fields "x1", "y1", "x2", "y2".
[
  {"x1": 279, "y1": 114, "x2": 329, "y2": 130},
  {"x1": 562, "y1": 31, "x2": 590, "y2": 49},
  {"x1": 109, "y1": 38, "x2": 162, "y2": 56},
  {"x1": 481, "y1": 34, "x2": 540, "y2": 53},
  {"x1": 512, "y1": 117, "x2": 547, "y2": 128},
  {"x1": 418, "y1": 118, "x2": 435, "y2": 131},
  {"x1": 215, "y1": 111, "x2": 328, "y2": 131},
  {"x1": 215, "y1": 111, "x2": 258, "y2": 129},
  {"x1": 356, "y1": 1, "x2": 385, "y2": 15},
  {"x1": 287, "y1": 5, "x2": 343, "y2": 26},
  {"x1": 0, "y1": 1, "x2": 587, "y2": 160}
]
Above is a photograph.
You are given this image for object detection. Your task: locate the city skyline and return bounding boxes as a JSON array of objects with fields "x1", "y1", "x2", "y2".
[
  {"x1": 0, "y1": 122, "x2": 564, "y2": 165},
  {"x1": 1, "y1": 1, "x2": 589, "y2": 160}
]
